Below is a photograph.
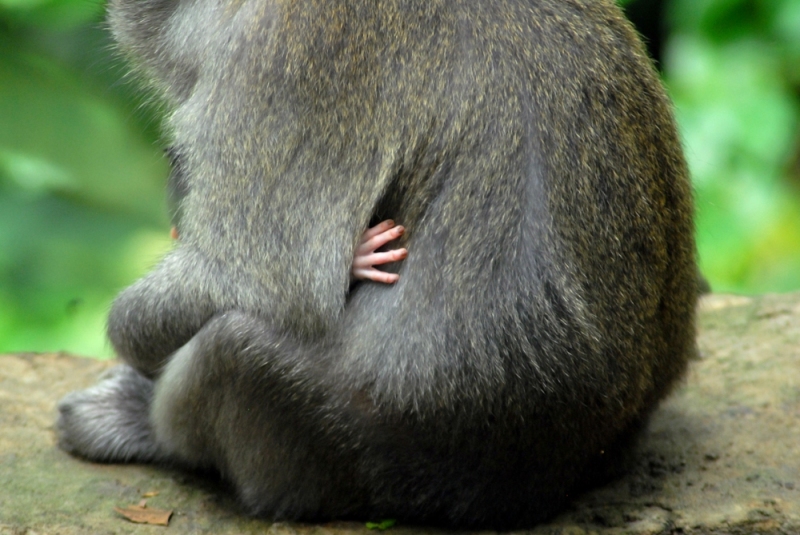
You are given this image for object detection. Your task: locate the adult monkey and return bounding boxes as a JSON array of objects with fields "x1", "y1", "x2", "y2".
[{"x1": 57, "y1": 0, "x2": 697, "y2": 528}]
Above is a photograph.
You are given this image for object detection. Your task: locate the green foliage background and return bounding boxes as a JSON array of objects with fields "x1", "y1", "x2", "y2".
[{"x1": 1, "y1": 0, "x2": 799, "y2": 357}]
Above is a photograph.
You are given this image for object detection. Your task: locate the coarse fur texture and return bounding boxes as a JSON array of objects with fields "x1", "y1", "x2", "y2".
[{"x1": 57, "y1": 0, "x2": 698, "y2": 528}]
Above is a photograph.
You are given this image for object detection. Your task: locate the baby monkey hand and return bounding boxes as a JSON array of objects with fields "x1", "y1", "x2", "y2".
[{"x1": 352, "y1": 220, "x2": 408, "y2": 284}]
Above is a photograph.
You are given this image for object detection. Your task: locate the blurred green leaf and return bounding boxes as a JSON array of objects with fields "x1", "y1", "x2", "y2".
[
  {"x1": 366, "y1": 520, "x2": 397, "y2": 531},
  {"x1": 1, "y1": 0, "x2": 104, "y2": 29},
  {"x1": 0, "y1": 149, "x2": 75, "y2": 194},
  {"x1": 0, "y1": 42, "x2": 169, "y2": 225},
  {"x1": 664, "y1": 2, "x2": 800, "y2": 294},
  {"x1": 0, "y1": 190, "x2": 171, "y2": 356},
  {"x1": 0, "y1": 11, "x2": 171, "y2": 356}
]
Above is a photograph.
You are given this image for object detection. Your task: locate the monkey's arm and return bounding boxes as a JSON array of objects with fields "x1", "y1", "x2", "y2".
[
  {"x1": 352, "y1": 220, "x2": 407, "y2": 284},
  {"x1": 106, "y1": 247, "x2": 228, "y2": 378}
]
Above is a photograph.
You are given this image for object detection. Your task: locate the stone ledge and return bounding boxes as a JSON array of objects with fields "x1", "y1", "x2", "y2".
[{"x1": 1, "y1": 292, "x2": 798, "y2": 535}]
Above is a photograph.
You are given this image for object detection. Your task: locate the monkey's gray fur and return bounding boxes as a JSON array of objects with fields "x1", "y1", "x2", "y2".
[{"x1": 57, "y1": 0, "x2": 697, "y2": 528}]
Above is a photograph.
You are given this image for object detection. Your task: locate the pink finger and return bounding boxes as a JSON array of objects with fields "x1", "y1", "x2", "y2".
[
  {"x1": 361, "y1": 220, "x2": 396, "y2": 241},
  {"x1": 357, "y1": 269, "x2": 400, "y2": 284},
  {"x1": 362, "y1": 226, "x2": 404, "y2": 252},
  {"x1": 361, "y1": 249, "x2": 408, "y2": 267}
]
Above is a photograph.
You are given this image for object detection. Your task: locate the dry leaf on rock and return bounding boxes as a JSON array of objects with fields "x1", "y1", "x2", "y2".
[{"x1": 114, "y1": 503, "x2": 173, "y2": 526}]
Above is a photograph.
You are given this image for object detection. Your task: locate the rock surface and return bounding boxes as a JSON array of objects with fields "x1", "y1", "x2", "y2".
[{"x1": 1, "y1": 292, "x2": 798, "y2": 535}]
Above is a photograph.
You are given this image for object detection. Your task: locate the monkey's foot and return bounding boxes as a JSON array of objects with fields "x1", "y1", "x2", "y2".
[{"x1": 57, "y1": 365, "x2": 164, "y2": 463}]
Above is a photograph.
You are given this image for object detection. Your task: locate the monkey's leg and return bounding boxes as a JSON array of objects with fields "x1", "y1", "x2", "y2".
[
  {"x1": 150, "y1": 310, "x2": 350, "y2": 520},
  {"x1": 57, "y1": 364, "x2": 166, "y2": 463},
  {"x1": 57, "y1": 247, "x2": 244, "y2": 464},
  {"x1": 57, "y1": 311, "x2": 336, "y2": 489}
]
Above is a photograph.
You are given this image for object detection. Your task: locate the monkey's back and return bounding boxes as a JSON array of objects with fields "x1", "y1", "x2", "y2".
[
  {"x1": 108, "y1": 0, "x2": 697, "y2": 527},
  {"x1": 331, "y1": 0, "x2": 696, "y2": 524}
]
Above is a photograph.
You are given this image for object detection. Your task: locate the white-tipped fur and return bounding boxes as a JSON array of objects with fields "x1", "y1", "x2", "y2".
[{"x1": 58, "y1": 365, "x2": 163, "y2": 463}]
